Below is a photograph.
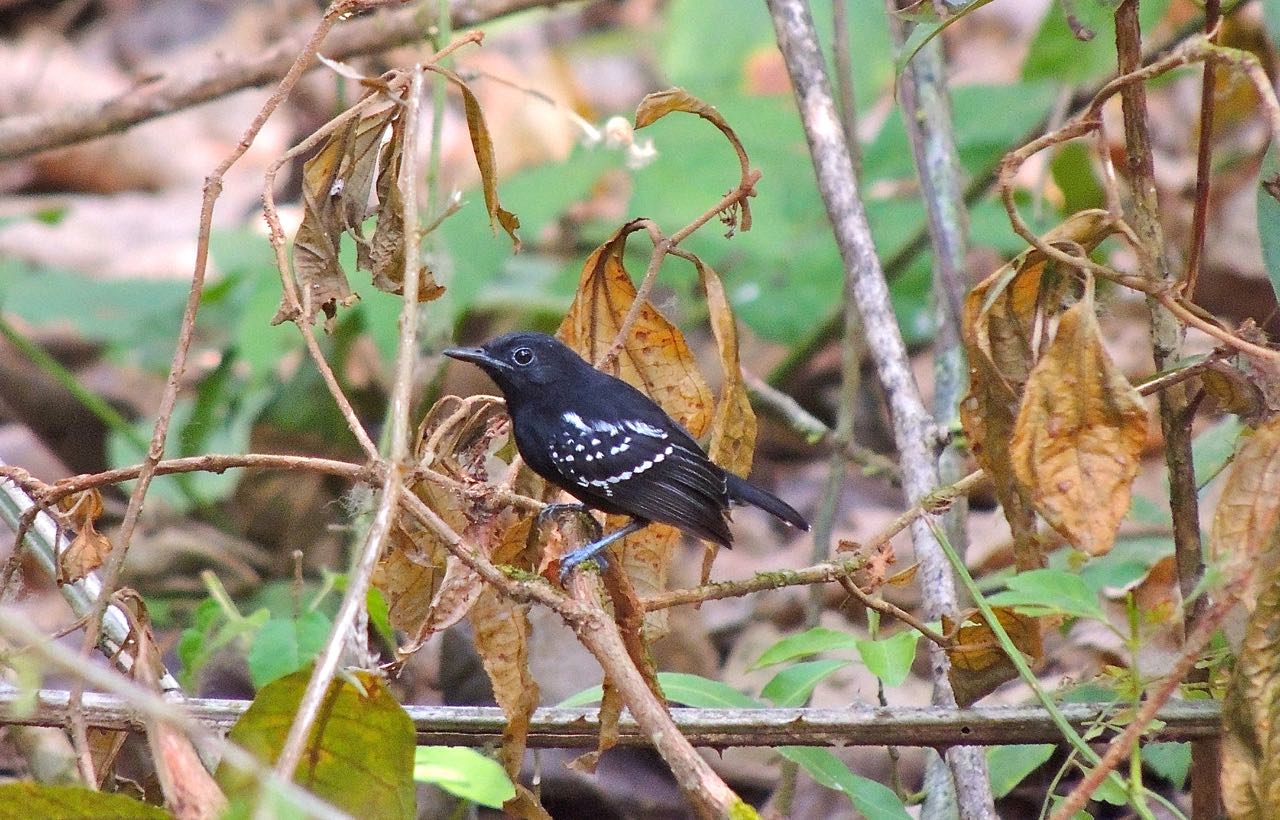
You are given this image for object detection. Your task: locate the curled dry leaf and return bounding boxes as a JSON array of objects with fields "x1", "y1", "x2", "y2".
[
  {"x1": 375, "y1": 397, "x2": 526, "y2": 642},
  {"x1": 1210, "y1": 414, "x2": 1280, "y2": 609},
  {"x1": 1009, "y1": 287, "x2": 1147, "y2": 557},
  {"x1": 423, "y1": 64, "x2": 521, "y2": 249},
  {"x1": 557, "y1": 221, "x2": 713, "y2": 434},
  {"x1": 960, "y1": 209, "x2": 1115, "y2": 569},
  {"x1": 697, "y1": 257, "x2": 756, "y2": 584},
  {"x1": 943, "y1": 606, "x2": 1042, "y2": 707},
  {"x1": 634, "y1": 87, "x2": 754, "y2": 233},
  {"x1": 54, "y1": 489, "x2": 111, "y2": 584},
  {"x1": 556, "y1": 222, "x2": 714, "y2": 639}
]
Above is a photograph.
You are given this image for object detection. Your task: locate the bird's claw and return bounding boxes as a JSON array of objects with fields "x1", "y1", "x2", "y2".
[
  {"x1": 557, "y1": 544, "x2": 609, "y2": 583},
  {"x1": 538, "y1": 503, "x2": 602, "y2": 540}
]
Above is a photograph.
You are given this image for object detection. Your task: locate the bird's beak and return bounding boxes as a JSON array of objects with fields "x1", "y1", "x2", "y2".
[{"x1": 443, "y1": 346, "x2": 506, "y2": 371}]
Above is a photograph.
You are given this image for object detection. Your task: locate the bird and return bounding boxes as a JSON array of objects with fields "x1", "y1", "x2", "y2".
[{"x1": 443, "y1": 331, "x2": 809, "y2": 580}]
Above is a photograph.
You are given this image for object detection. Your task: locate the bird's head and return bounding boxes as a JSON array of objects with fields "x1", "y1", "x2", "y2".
[{"x1": 443, "y1": 332, "x2": 587, "y2": 399}]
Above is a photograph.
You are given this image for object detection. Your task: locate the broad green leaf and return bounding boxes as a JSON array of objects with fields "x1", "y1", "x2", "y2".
[
  {"x1": 246, "y1": 611, "x2": 332, "y2": 688},
  {"x1": 0, "y1": 784, "x2": 167, "y2": 818},
  {"x1": 779, "y1": 747, "x2": 911, "y2": 818},
  {"x1": 217, "y1": 667, "x2": 416, "y2": 820},
  {"x1": 761, "y1": 660, "x2": 849, "y2": 707},
  {"x1": 986, "y1": 568, "x2": 1106, "y2": 620},
  {"x1": 1192, "y1": 415, "x2": 1244, "y2": 488},
  {"x1": 751, "y1": 627, "x2": 859, "y2": 669},
  {"x1": 1023, "y1": 0, "x2": 1171, "y2": 85},
  {"x1": 855, "y1": 631, "x2": 920, "y2": 688},
  {"x1": 987, "y1": 744, "x2": 1054, "y2": 798},
  {"x1": 414, "y1": 747, "x2": 515, "y2": 809},
  {"x1": 1142, "y1": 741, "x2": 1190, "y2": 790}
]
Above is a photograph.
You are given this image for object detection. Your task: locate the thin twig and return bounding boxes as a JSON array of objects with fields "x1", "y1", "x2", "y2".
[{"x1": 272, "y1": 60, "x2": 428, "y2": 781}]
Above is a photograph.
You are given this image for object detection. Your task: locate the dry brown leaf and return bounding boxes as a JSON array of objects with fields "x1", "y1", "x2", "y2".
[
  {"x1": 1211, "y1": 415, "x2": 1280, "y2": 608},
  {"x1": 55, "y1": 490, "x2": 111, "y2": 584},
  {"x1": 423, "y1": 64, "x2": 521, "y2": 248},
  {"x1": 376, "y1": 397, "x2": 527, "y2": 641},
  {"x1": 471, "y1": 585, "x2": 539, "y2": 804},
  {"x1": 1009, "y1": 288, "x2": 1147, "y2": 557},
  {"x1": 696, "y1": 256, "x2": 755, "y2": 584},
  {"x1": 944, "y1": 607, "x2": 1042, "y2": 707},
  {"x1": 58, "y1": 521, "x2": 112, "y2": 585},
  {"x1": 961, "y1": 209, "x2": 1115, "y2": 570},
  {"x1": 633, "y1": 88, "x2": 752, "y2": 234}
]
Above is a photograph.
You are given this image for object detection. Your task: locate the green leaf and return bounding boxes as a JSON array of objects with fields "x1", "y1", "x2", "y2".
[
  {"x1": 779, "y1": 747, "x2": 911, "y2": 818},
  {"x1": 761, "y1": 660, "x2": 849, "y2": 707},
  {"x1": 987, "y1": 744, "x2": 1055, "y2": 798},
  {"x1": 1192, "y1": 414, "x2": 1244, "y2": 488},
  {"x1": 414, "y1": 747, "x2": 515, "y2": 809},
  {"x1": 217, "y1": 667, "x2": 416, "y2": 820},
  {"x1": 1142, "y1": 741, "x2": 1190, "y2": 790},
  {"x1": 0, "y1": 784, "x2": 168, "y2": 818},
  {"x1": 854, "y1": 631, "x2": 920, "y2": 688},
  {"x1": 1023, "y1": 0, "x2": 1171, "y2": 85},
  {"x1": 752, "y1": 627, "x2": 859, "y2": 669},
  {"x1": 985, "y1": 568, "x2": 1106, "y2": 621},
  {"x1": 1258, "y1": 141, "x2": 1280, "y2": 306},
  {"x1": 246, "y1": 611, "x2": 332, "y2": 688}
]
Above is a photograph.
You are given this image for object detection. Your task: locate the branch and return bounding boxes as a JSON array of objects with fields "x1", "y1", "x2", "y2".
[
  {"x1": 0, "y1": 0, "x2": 579, "y2": 161},
  {"x1": 0, "y1": 689, "x2": 1222, "y2": 750}
]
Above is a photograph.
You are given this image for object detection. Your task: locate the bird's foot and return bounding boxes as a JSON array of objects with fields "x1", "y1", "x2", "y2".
[
  {"x1": 557, "y1": 519, "x2": 648, "y2": 585},
  {"x1": 557, "y1": 542, "x2": 610, "y2": 582}
]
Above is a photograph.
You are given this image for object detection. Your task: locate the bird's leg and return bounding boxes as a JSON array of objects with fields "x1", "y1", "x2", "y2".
[{"x1": 559, "y1": 518, "x2": 648, "y2": 583}]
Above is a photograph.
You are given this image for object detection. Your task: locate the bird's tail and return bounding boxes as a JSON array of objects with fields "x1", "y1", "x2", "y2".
[{"x1": 725, "y1": 473, "x2": 810, "y2": 531}]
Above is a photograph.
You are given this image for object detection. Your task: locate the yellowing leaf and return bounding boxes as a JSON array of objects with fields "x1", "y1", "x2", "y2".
[
  {"x1": 217, "y1": 668, "x2": 416, "y2": 820},
  {"x1": 1009, "y1": 288, "x2": 1147, "y2": 556}
]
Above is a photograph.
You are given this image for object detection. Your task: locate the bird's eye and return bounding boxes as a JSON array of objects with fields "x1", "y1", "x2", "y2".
[{"x1": 512, "y1": 347, "x2": 534, "y2": 366}]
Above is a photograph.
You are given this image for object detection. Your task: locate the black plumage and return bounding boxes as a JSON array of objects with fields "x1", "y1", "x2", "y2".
[{"x1": 443, "y1": 331, "x2": 809, "y2": 577}]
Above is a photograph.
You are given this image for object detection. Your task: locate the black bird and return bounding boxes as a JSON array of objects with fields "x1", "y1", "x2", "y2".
[{"x1": 443, "y1": 332, "x2": 809, "y2": 579}]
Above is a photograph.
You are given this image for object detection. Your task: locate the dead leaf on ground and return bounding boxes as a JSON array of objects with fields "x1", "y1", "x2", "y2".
[{"x1": 1009, "y1": 285, "x2": 1147, "y2": 557}]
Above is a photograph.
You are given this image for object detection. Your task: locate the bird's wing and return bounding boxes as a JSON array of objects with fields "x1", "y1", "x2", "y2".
[{"x1": 545, "y1": 413, "x2": 732, "y2": 545}]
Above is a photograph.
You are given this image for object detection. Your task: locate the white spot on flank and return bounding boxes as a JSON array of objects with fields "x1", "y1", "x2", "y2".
[
  {"x1": 591, "y1": 438, "x2": 601, "y2": 446},
  {"x1": 564, "y1": 454, "x2": 574, "y2": 462},
  {"x1": 609, "y1": 443, "x2": 629, "y2": 455},
  {"x1": 575, "y1": 444, "x2": 585, "y2": 452},
  {"x1": 663, "y1": 445, "x2": 674, "y2": 455},
  {"x1": 585, "y1": 454, "x2": 594, "y2": 462},
  {"x1": 563, "y1": 411, "x2": 591, "y2": 433},
  {"x1": 634, "y1": 459, "x2": 653, "y2": 473}
]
